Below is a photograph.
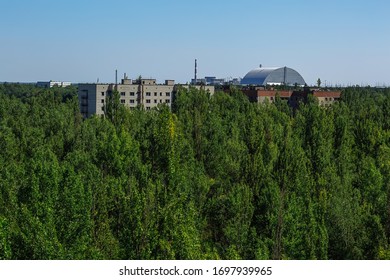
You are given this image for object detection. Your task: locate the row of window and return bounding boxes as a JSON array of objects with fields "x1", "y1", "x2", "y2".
[
  {"x1": 145, "y1": 92, "x2": 171, "y2": 97},
  {"x1": 118, "y1": 99, "x2": 136, "y2": 104},
  {"x1": 324, "y1": 97, "x2": 335, "y2": 101},
  {"x1": 102, "y1": 99, "x2": 170, "y2": 104},
  {"x1": 121, "y1": 92, "x2": 140, "y2": 96},
  {"x1": 101, "y1": 91, "x2": 171, "y2": 97},
  {"x1": 265, "y1": 96, "x2": 337, "y2": 102},
  {"x1": 118, "y1": 92, "x2": 171, "y2": 97},
  {"x1": 101, "y1": 91, "x2": 171, "y2": 96},
  {"x1": 145, "y1": 99, "x2": 170, "y2": 104}
]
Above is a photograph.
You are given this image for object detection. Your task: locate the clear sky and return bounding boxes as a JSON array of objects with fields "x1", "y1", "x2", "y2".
[{"x1": 1, "y1": 0, "x2": 389, "y2": 86}]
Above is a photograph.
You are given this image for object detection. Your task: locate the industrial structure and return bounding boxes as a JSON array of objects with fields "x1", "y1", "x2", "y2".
[
  {"x1": 191, "y1": 59, "x2": 240, "y2": 86},
  {"x1": 240, "y1": 66, "x2": 306, "y2": 86}
]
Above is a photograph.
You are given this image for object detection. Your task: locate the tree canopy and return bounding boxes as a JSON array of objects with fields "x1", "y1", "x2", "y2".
[{"x1": 0, "y1": 83, "x2": 390, "y2": 259}]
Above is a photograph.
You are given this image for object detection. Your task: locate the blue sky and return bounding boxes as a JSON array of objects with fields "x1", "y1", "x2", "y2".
[{"x1": 1, "y1": 0, "x2": 389, "y2": 85}]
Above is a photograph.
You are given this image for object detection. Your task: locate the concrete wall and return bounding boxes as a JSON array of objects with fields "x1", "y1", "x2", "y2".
[
  {"x1": 142, "y1": 84, "x2": 173, "y2": 110},
  {"x1": 78, "y1": 84, "x2": 99, "y2": 118}
]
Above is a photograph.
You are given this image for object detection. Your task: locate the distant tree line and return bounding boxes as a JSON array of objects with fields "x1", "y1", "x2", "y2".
[{"x1": 0, "y1": 83, "x2": 390, "y2": 259}]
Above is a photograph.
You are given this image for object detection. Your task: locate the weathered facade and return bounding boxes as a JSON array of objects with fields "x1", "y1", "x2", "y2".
[
  {"x1": 241, "y1": 87, "x2": 341, "y2": 108},
  {"x1": 78, "y1": 78, "x2": 214, "y2": 118}
]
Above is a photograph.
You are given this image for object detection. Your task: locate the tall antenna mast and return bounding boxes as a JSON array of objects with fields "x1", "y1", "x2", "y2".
[{"x1": 194, "y1": 59, "x2": 197, "y2": 84}]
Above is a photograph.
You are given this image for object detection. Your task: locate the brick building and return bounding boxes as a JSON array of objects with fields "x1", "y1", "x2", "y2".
[{"x1": 241, "y1": 87, "x2": 341, "y2": 108}]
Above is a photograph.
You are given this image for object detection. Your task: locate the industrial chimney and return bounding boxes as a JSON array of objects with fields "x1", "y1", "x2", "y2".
[{"x1": 194, "y1": 59, "x2": 197, "y2": 85}]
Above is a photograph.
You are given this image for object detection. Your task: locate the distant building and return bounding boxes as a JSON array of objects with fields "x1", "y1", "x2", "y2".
[
  {"x1": 228, "y1": 78, "x2": 241, "y2": 85},
  {"x1": 37, "y1": 81, "x2": 72, "y2": 88},
  {"x1": 191, "y1": 78, "x2": 206, "y2": 85},
  {"x1": 241, "y1": 66, "x2": 305, "y2": 86},
  {"x1": 78, "y1": 76, "x2": 214, "y2": 118},
  {"x1": 191, "y1": 76, "x2": 241, "y2": 86},
  {"x1": 313, "y1": 90, "x2": 342, "y2": 107},
  {"x1": 205, "y1": 77, "x2": 225, "y2": 85},
  {"x1": 241, "y1": 87, "x2": 341, "y2": 108}
]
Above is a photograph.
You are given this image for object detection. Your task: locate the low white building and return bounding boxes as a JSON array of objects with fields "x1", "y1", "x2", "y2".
[{"x1": 37, "y1": 81, "x2": 72, "y2": 88}]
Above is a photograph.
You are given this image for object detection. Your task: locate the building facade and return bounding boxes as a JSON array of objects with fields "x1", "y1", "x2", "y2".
[
  {"x1": 312, "y1": 91, "x2": 342, "y2": 106},
  {"x1": 78, "y1": 77, "x2": 214, "y2": 118},
  {"x1": 241, "y1": 87, "x2": 341, "y2": 108}
]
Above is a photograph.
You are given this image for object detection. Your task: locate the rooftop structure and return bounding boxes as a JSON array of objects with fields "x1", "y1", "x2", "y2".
[{"x1": 240, "y1": 66, "x2": 305, "y2": 86}]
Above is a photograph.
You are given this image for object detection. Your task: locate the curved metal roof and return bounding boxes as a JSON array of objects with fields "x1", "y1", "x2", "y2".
[{"x1": 241, "y1": 66, "x2": 305, "y2": 86}]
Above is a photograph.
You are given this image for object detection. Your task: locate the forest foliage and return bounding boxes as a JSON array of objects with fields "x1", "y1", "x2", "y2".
[{"x1": 0, "y1": 83, "x2": 390, "y2": 260}]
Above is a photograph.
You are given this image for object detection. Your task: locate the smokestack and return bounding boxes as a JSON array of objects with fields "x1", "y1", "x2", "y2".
[
  {"x1": 194, "y1": 59, "x2": 197, "y2": 85},
  {"x1": 115, "y1": 69, "x2": 118, "y2": 85}
]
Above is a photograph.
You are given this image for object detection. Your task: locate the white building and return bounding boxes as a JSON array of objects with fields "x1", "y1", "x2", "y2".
[{"x1": 37, "y1": 81, "x2": 72, "y2": 88}]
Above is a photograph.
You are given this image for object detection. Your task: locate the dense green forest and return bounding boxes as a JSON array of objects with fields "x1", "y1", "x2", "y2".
[{"x1": 0, "y1": 83, "x2": 390, "y2": 260}]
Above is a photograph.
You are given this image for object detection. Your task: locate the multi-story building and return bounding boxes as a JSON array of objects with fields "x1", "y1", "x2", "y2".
[
  {"x1": 78, "y1": 77, "x2": 214, "y2": 118},
  {"x1": 241, "y1": 87, "x2": 341, "y2": 108},
  {"x1": 312, "y1": 91, "x2": 342, "y2": 106}
]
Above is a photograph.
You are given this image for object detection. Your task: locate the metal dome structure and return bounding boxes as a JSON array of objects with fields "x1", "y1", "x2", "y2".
[{"x1": 241, "y1": 66, "x2": 305, "y2": 86}]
